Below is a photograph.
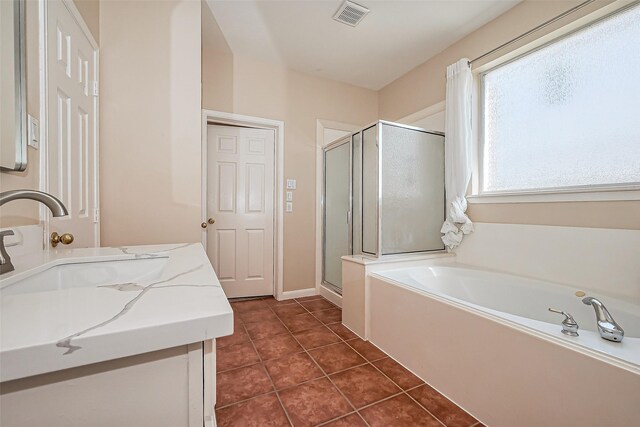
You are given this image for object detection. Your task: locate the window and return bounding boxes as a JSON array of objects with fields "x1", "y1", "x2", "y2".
[{"x1": 479, "y1": 3, "x2": 640, "y2": 195}]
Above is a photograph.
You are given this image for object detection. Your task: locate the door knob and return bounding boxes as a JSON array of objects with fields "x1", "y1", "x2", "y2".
[
  {"x1": 201, "y1": 222, "x2": 208, "y2": 229},
  {"x1": 51, "y1": 232, "x2": 74, "y2": 247},
  {"x1": 202, "y1": 218, "x2": 215, "y2": 229}
]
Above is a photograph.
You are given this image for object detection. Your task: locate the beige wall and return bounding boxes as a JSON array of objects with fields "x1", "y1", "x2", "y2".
[
  {"x1": 100, "y1": 0, "x2": 202, "y2": 246},
  {"x1": 378, "y1": 0, "x2": 639, "y2": 230},
  {"x1": 201, "y1": 2, "x2": 233, "y2": 113},
  {"x1": 0, "y1": 0, "x2": 98, "y2": 228},
  {"x1": 202, "y1": 12, "x2": 378, "y2": 291},
  {"x1": 73, "y1": 0, "x2": 99, "y2": 43}
]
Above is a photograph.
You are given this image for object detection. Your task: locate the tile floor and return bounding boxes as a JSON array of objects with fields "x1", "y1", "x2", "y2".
[{"x1": 216, "y1": 295, "x2": 482, "y2": 427}]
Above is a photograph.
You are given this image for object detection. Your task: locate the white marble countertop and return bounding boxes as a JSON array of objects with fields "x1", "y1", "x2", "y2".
[{"x1": 0, "y1": 243, "x2": 233, "y2": 382}]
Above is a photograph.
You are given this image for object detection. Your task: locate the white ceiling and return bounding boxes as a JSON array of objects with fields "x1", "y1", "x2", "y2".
[{"x1": 205, "y1": 0, "x2": 520, "y2": 90}]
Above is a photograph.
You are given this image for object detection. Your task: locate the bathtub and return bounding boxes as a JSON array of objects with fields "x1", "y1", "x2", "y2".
[{"x1": 367, "y1": 263, "x2": 640, "y2": 427}]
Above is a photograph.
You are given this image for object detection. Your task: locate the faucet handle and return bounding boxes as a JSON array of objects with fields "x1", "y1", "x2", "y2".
[
  {"x1": 0, "y1": 229, "x2": 15, "y2": 238},
  {"x1": 0, "y1": 229, "x2": 16, "y2": 274},
  {"x1": 548, "y1": 308, "x2": 579, "y2": 337}
]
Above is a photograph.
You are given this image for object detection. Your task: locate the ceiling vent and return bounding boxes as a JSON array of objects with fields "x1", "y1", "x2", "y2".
[{"x1": 333, "y1": 1, "x2": 370, "y2": 27}]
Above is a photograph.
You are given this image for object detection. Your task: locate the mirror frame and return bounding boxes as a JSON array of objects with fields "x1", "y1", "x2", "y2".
[{"x1": 1, "y1": 0, "x2": 27, "y2": 171}]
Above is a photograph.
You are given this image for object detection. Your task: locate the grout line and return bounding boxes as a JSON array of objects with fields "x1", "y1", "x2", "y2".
[
  {"x1": 214, "y1": 390, "x2": 275, "y2": 411},
  {"x1": 214, "y1": 389, "x2": 276, "y2": 411},
  {"x1": 217, "y1": 299, "x2": 298, "y2": 424},
  {"x1": 404, "y1": 383, "x2": 425, "y2": 393},
  {"x1": 216, "y1": 359, "x2": 263, "y2": 375},
  {"x1": 313, "y1": 410, "x2": 366, "y2": 427},
  {"x1": 266, "y1": 300, "x2": 362, "y2": 426},
  {"x1": 273, "y1": 302, "x2": 364, "y2": 424},
  {"x1": 245, "y1": 322, "x2": 295, "y2": 427},
  {"x1": 336, "y1": 333, "x2": 447, "y2": 427},
  {"x1": 215, "y1": 332, "x2": 250, "y2": 350},
  {"x1": 289, "y1": 299, "x2": 376, "y2": 427},
  {"x1": 219, "y1": 296, "x2": 461, "y2": 427},
  {"x1": 269, "y1": 299, "x2": 298, "y2": 306},
  {"x1": 353, "y1": 389, "x2": 405, "y2": 411},
  {"x1": 302, "y1": 299, "x2": 437, "y2": 427},
  {"x1": 403, "y1": 391, "x2": 447, "y2": 427},
  {"x1": 216, "y1": 300, "x2": 290, "y2": 421},
  {"x1": 313, "y1": 411, "x2": 358, "y2": 427},
  {"x1": 355, "y1": 411, "x2": 370, "y2": 426},
  {"x1": 225, "y1": 297, "x2": 375, "y2": 425}
]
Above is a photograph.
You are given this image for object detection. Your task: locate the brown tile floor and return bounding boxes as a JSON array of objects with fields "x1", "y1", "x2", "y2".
[{"x1": 216, "y1": 295, "x2": 482, "y2": 427}]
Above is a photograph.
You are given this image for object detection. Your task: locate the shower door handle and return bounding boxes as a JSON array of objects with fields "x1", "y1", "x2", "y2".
[{"x1": 347, "y1": 211, "x2": 351, "y2": 225}]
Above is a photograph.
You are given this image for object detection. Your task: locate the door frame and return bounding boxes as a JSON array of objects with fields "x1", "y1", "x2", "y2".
[
  {"x1": 201, "y1": 110, "x2": 284, "y2": 300},
  {"x1": 38, "y1": 0, "x2": 100, "y2": 247},
  {"x1": 315, "y1": 119, "x2": 360, "y2": 307}
]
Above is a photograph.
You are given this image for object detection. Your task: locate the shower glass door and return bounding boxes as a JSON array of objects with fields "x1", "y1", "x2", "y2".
[{"x1": 323, "y1": 138, "x2": 352, "y2": 294}]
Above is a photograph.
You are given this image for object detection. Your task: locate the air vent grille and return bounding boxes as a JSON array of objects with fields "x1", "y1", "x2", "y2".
[{"x1": 333, "y1": 1, "x2": 370, "y2": 27}]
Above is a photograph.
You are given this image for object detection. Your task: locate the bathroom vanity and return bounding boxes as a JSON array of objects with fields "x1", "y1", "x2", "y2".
[{"x1": 0, "y1": 243, "x2": 232, "y2": 427}]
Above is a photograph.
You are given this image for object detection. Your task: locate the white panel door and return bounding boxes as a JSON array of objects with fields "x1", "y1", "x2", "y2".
[
  {"x1": 46, "y1": 0, "x2": 98, "y2": 248},
  {"x1": 207, "y1": 125, "x2": 275, "y2": 297}
]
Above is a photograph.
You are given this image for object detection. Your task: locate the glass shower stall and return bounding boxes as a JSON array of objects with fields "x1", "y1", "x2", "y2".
[{"x1": 322, "y1": 121, "x2": 445, "y2": 294}]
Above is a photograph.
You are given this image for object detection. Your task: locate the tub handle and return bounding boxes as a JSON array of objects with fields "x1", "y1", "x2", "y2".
[{"x1": 548, "y1": 308, "x2": 579, "y2": 337}]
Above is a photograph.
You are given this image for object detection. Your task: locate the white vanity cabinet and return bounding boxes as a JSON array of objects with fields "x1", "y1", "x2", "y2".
[
  {"x1": 1, "y1": 341, "x2": 216, "y2": 427},
  {"x1": 0, "y1": 243, "x2": 232, "y2": 427}
]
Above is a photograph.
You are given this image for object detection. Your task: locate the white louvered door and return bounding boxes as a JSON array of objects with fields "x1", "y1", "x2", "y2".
[
  {"x1": 206, "y1": 125, "x2": 275, "y2": 297},
  {"x1": 46, "y1": 0, "x2": 99, "y2": 247}
]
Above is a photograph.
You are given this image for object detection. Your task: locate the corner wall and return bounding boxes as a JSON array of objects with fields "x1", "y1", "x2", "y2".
[{"x1": 99, "y1": 0, "x2": 202, "y2": 246}]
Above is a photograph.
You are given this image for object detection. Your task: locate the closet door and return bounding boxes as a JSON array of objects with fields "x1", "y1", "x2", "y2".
[{"x1": 323, "y1": 139, "x2": 351, "y2": 293}]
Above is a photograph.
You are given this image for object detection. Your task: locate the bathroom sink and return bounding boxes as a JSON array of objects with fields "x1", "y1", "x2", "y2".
[
  {"x1": 0, "y1": 257, "x2": 169, "y2": 296},
  {"x1": 0, "y1": 243, "x2": 232, "y2": 384}
]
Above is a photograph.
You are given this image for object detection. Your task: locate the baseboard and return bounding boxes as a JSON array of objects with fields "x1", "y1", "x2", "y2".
[
  {"x1": 277, "y1": 288, "x2": 318, "y2": 301},
  {"x1": 319, "y1": 284, "x2": 342, "y2": 308},
  {"x1": 343, "y1": 322, "x2": 365, "y2": 340}
]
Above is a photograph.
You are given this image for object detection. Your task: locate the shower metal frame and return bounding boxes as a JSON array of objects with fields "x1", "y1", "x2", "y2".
[
  {"x1": 321, "y1": 121, "x2": 446, "y2": 292},
  {"x1": 321, "y1": 136, "x2": 352, "y2": 295},
  {"x1": 360, "y1": 120, "x2": 446, "y2": 258}
]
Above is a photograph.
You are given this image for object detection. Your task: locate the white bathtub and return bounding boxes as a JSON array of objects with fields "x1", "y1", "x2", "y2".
[
  {"x1": 376, "y1": 264, "x2": 640, "y2": 368},
  {"x1": 367, "y1": 262, "x2": 640, "y2": 426}
]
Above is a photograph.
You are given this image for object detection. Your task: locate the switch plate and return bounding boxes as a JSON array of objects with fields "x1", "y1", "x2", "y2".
[
  {"x1": 286, "y1": 191, "x2": 293, "y2": 202},
  {"x1": 286, "y1": 179, "x2": 297, "y2": 190},
  {"x1": 28, "y1": 115, "x2": 39, "y2": 149},
  {"x1": 286, "y1": 202, "x2": 293, "y2": 212}
]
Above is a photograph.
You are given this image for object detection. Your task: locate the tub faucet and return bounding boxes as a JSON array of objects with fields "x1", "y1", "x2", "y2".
[
  {"x1": 548, "y1": 308, "x2": 579, "y2": 337},
  {"x1": 0, "y1": 190, "x2": 68, "y2": 275},
  {"x1": 582, "y1": 297, "x2": 624, "y2": 342}
]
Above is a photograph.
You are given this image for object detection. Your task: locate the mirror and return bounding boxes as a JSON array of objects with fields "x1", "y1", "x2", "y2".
[{"x1": 0, "y1": 0, "x2": 27, "y2": 171}]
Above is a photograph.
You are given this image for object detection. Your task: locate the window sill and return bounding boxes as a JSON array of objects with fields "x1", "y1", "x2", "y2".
[{"x1": 467, "y1": 187, "x2": 640, "y2": 204}]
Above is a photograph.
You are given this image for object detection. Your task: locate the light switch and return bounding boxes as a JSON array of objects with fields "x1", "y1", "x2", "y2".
[
  {"x1": 28, "y1": 115, "x2": 39, "y2": 149},
  {"x1": 286, "y1": 202, "x2": 293, "y2": 212},
  {"x1": 286, "y1": 179, "x2": 297, "y2": 190},
  {"x1": 286, "y1": 191, "x2": 293, "y2": 202}
]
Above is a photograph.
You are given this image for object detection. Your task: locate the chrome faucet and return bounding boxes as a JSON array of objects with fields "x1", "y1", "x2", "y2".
[
  {"x1": 582, "y1": 296, "x2": 624, "y2": 342},
  {"x1": 0, "y1": 190, "x2": 68, "y2": 274},
  {"x1": 548, "y1": 308, "x2": 579, "y2": 336}
]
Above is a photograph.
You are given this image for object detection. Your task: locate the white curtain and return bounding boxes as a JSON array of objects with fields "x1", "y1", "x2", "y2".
[{"x1": 441, "y1": 58, "x2": 474, "y2": 249}]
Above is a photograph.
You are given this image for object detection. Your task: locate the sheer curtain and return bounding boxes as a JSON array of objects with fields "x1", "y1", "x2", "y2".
[{"x1": 441, "y1": 58, "x2": 474, "y2": 249}]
